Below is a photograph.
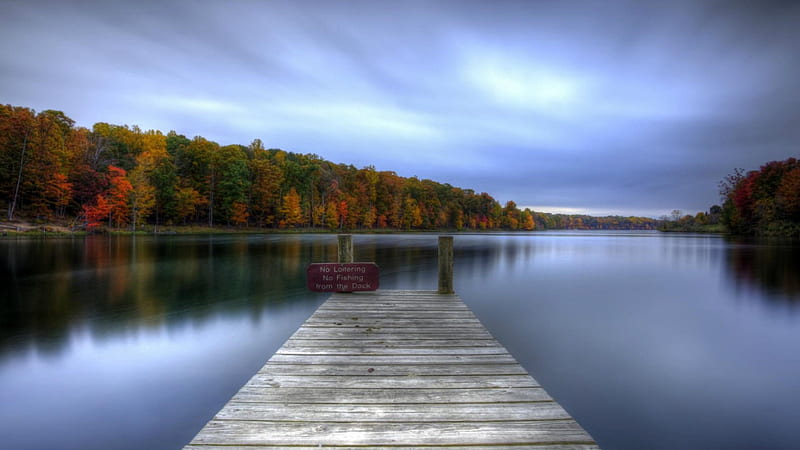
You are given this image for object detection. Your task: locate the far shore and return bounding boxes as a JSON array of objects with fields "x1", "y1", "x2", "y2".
[{"x1": 0, "y1": 219, "x2": 724, "y2": 238}]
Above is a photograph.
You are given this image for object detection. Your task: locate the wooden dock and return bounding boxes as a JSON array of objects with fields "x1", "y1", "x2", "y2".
[{"x1": 184, "y1": 289, "x2": 598, "y2": 448}]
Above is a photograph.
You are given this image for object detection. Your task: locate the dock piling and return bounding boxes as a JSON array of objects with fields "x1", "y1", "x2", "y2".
[
  {"x1": 337, "y1": 234, "x2": 353, "y2": 263},
  {"x1": 438, "y1": 235, "x2": 454, "y2": 294}
]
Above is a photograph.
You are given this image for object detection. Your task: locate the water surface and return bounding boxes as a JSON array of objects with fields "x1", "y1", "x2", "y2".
[{"x1": 1, "y1": 232, "x2": 798, "y2": 449}]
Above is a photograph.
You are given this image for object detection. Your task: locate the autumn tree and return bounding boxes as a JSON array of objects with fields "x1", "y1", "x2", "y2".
[
  {"x1": 0, "y1": 105, "x2": 35, "y2": 220},
  {"x1": 401, "y1": 196, "x2": 423, "y2": 229},
  {"x1": 720, "y1": 158, "x2": 800, "y2": 236},
  {"x1": 45, "y1": 173, "x2": 72, "y2": 218},
  {"x1": 147, "y1": 146, "x2": 178, "y2": 226},
  {"x1": 83, "y1": 194, "x2": 111, "y2": 231},
  {"x1": 280, "y1": 187, "x2": 304, "y2": 227},
  {"x1": 180, "y1": 136, "x2": 219, "y2": 226},
  {"x1": 503, "y1": 200, "x2": 520, "y2": 229},
  {"x1": 67, "y1": 127, "x2": 107, "y2": 214},
  {"x1": 777, "y1": 166, "x2": 800, "y2": 220},
  {"x1": 128, "y1": 163, "x2": 155, "y2": 230},
  {"x1": 325, "y1": 199, "x2": 339, "y2": 229},
  {"x1": 230, "y1": 201, "x2": 249, "y2": 227},
  {"x1": 216, "y1": 145, "x2": 251, "y2": 224},
  {"x1": 106, "y1": 166, "x2": 133, "y2": 228},
  {"x1": 90, "y1": 122, "x2": 142, "y2": 171},
  {"x1": 249, "y1": 155, "x2": 283, "y2": 226},
  {"x1": 337, "y1": 198, "x2": 350, "y2": 229},
  {"x1": 174, "y1": 186, "x2": 205, "y2": 224},
  {"x1": 521, "y1": 209, "x2": 535, "y2": 230}
]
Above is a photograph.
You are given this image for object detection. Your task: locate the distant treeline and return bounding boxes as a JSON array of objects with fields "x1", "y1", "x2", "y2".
[
  {"x1": 0, "y1": 104, "x2": 659, "y2": 231},
  {"x1": 657, "y1": 205, "x2": 724, "y2": 233}
]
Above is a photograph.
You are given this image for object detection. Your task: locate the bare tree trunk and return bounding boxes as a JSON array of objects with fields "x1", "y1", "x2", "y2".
[{"x1": 8, "y1": 129, "x2": 29, "y2": 221}]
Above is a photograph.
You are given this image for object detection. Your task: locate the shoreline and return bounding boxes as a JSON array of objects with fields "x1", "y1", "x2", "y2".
[{"x1": 0, "y1": 223, "x2": 719, "y2": 238}]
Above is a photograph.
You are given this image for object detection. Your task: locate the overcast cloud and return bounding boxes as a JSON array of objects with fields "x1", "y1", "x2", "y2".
[{"x1": 1, "y1": 0, "x2": 799, "y2": 216}]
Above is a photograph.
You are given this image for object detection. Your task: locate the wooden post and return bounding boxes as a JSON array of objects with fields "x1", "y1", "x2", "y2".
[
  {"x1": 438, "y1": 235, "x2": 454, "y2": 294},
  {"x1": 337, "y1": 234, "x2": 353, "y2": 263}
]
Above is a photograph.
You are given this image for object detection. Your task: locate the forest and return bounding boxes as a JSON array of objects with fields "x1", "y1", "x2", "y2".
[
  {"x1": 718, "y1": 158, "x2": 800, "y2": 237},
  {"x1": 658, "y1": 158, "x2": 800, "y2": 237},
  {"x1": 0, "y1": 104, "x2": 659, "y2": 232}
]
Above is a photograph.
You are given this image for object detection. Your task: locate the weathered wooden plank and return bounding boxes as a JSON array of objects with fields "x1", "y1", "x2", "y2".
[
  {"x1": 318, "y1": 302, "x2": 471, "y2": 310},
  {"x1": 302, "y1": 318, "x2": 484, "y2": 327},
  {"x1": 186, "y1": 446, "x2": 601, "y2": 450},
  {"x1": 309, "y1": 313, "x2": 479, "y2": 320},
  {"x1": 325, "y1": 292, "x2": 460, "y2": 298},
  {"x1": 267, "y1": 353, "x2": 518, "y2": 365},
  {"x1": 275, "y1": 346, "x2": 509, "y2": 355},
  {"x1": 283, "y1": 338, "x2": 501, "y2": 348},
  {"x1": 311, "y1": 311, "x2": 477, "y2": 318},
  {"x1": 259, "y1": 363, "x2": 528, "y2": 376},
  {"x1": 325, "y1": 295, "x2": 460, "y2": 303},
  {"x1": 331, "y1": 289, "x2": 439, "y2": 295},
  {"x1": 295, "y1": 325, "x2": 486, "y2": 332},
  {"x1": 322, "y1": 301, "x2": 466, "y2": 308},
  {"x1": 215, "y1": 402, "x2": 570, "y2": 422},
  {"x1": 324, "y1": 298, "x2": 462, "y2": 303},
  {"x1": 231, "y1": 386, "x2": 553, "y2": 404},
  {"x1": 311, "y1": 311, "x2": 473, "y2": 318},
  {"x1": 247, "y1": 374, "x2": 537, "y2": 389},
  {"x1": 317, "y1": 304, "x2": 469, "y2": 311},
  {"x1": 289, "y1": 329, "x2": 495, "y2": 340},
  {"x1": 327, "y1": 291, "x2": 443, "y2": 296},
  {"x1": 190, "y1": 420, "x2": 595, "y2": 446},
  {"x1": 322, "y1": 295, "x2": 465, "y2": 302}
]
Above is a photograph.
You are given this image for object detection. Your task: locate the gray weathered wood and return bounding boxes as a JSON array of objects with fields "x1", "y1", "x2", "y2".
[
  {"x1": 215, "y1": 402, "x2": 571, "y2": 421},
  {"x1": 290, "y1": 328, "x2": 495, "y2": 339},
  {"x1": 266, "y1": 353, "x2": 518, "y2": 365},
  {"x1": 190, "y1": 420, "x2": 594, "y2": 446},
  {"x1": 303, "y1": 318, "x2": 483, "y2": 327},
  {"x1": 337, "y1": 234, "x2": 353, "y2": 263},
  {"x1": 438, "y1": 236, "x2": 454, "y2": 294},
  {"x1": 231, "y1": 386, "x2": 554, "y2": 404},
  {"x1": 183, "y1": 290, "x2": 597, "y2": 448},
  {"x1": 282, "y1": 338, "x2": 501, "y2": 348},
  {"x1": 185, "y1": 446, "x2": 600, "y2": 450},
  {"x1": 246, "y1": 374, "x2": 537, "y2": 389},
  {"x1": 259, "y1": 363, "x2": 528, "y2": 376},
  {"x1": 275, "y1": 346, "x2": 510, "y2": 355},
  {"x1": 185, "y1": 446, "x2": 599, "y2": 450},
  {"x1": 312, "y1": 310, "x2": 475, "y2": 318}
]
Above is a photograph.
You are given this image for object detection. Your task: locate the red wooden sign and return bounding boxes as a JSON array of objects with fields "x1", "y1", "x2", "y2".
[{"x1": 306, "y1": 263, "x2": 380, "y2": 292}]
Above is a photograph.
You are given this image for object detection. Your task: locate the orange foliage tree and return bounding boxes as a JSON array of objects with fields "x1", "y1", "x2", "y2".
[
  {"x1": 229, "y1": 201, "x2": 249, "y2": 227},
  {"x1": 106, "y1": 166, "x2": 132, "y2": 228},
  {"x1": 280, "y1": 187, "x2": 304, "y2": 228}
]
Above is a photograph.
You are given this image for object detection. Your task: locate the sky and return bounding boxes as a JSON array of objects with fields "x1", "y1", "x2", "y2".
[{"x1": 1, "y1": 0, "x2": 799, "y2": 217}]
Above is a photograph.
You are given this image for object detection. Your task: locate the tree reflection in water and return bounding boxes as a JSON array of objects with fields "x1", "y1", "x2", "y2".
[{"x1": 725, "y1": 238, "x2": 800, "y2": 303}]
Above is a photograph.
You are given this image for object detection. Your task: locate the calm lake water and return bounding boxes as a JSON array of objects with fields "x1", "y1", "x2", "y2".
[{"x1": 1, "y1": 232, "x2": 799, "y2": 449}]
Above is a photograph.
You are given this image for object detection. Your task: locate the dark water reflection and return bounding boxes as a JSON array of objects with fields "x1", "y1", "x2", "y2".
[
  {"x1": 725, "y1": 238, "x2": 800, "y2": 304},
  {"x1": 0, "y1": 232, "x2": 798, "y2": 450}
]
